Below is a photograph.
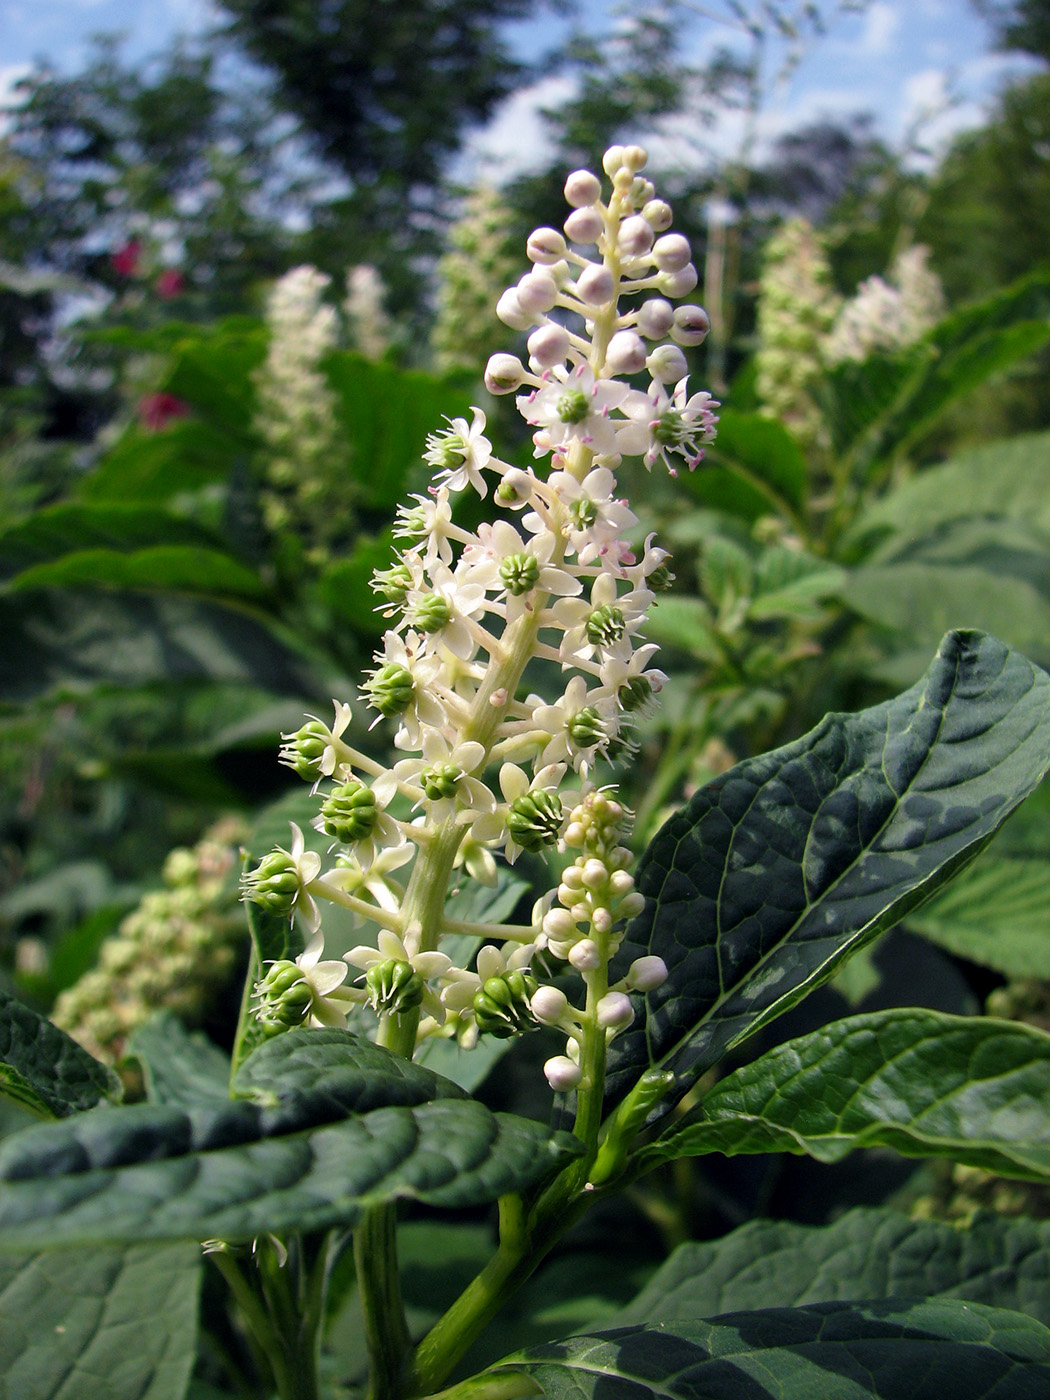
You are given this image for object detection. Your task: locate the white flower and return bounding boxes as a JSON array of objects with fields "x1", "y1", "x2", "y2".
[
  {"x1": 616, "y1": 377, "x2": 719, "y2": 474},
  {"x1": 370, "y1": 629, "x2": 447, "y2": 745},
  {"x1": 550, "y1": 571, "x2": 653, "y2": 665},
  {"x1": 543, "y1": 466, "x2": 637, "y2": 566},
  {"x1": 424, "y1": 408, "x2": 493, "y2": 496},
  {"x1": 470, "y1": 761, "x2": 566, "y2": 862},
  {"x1": 373, "y1": 732, "x2": 496, "y2": 827},
  {"x1": 401, "y1": 562, "x2": 488, "y2": 661},
  {"x1": 526, "y1": 675, "x2": 614, "y2": 773},
  {"x1": 282, "y1": 824, "x2": 323, "y2": 933},
  {"x1": 344, "y1": 928, "x2": 453, "y2": 1022},
  {"x1": 394, "y1": 488, "x2": 457, "y2": 566},
  {"x1": 517, "y1": 363, "x2": 628, "y2": 459},
  {"x1": 331, "y1": 843, "x2": 415, "y2": 916},
  {"x1": 460, "y1": 519, "x2": 581, "y2": 624},
  {"x1": 294, "y1": 929, "x2": 363, "y2": 1027},
  {"x1": 440, "y1": 939, "x2": 537, "y2": 1017},
  {"x1": 597, "y1": 643, "x2": 667, "y2": 715}
]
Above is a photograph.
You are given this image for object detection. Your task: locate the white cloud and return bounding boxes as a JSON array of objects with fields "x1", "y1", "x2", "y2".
[
  {"x1": 464, "y1": 75, "x2": 577, "y2": 184},
  {"x1": 861, "y1": 2, "x2": 901, "y2": 56}
]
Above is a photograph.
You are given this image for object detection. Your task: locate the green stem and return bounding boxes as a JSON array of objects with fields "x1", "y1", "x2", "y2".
[
  {"x1": 210, "y1": 1252, "x2": 315, "y2": 1400},
  {"x1": 428, "y1": 1373, "x2": 541, "y2": 1400},
  {"x1": 355, "y1": 1206, "x2": 412, "y2": 1400}
]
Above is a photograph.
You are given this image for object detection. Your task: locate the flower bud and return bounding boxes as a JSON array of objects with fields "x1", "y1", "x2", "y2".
[
  {"x1": 602, "y1": 146, "x2": 626, "y2": 176},
  {"x1": 564, "y1": 207, "x2": 604, "y2": 244},
  {"x1": 527, "y1": 323, "x2": 570, "y2": 370},
  {"x1": 484, "y1": 353, "x2": 525, "y2": 394},
  {"x1": 605, "y1": 330, "x2": 647, "y2": 376},
  {"x1": 320, "y1": 779, "x2": 378, "y2": 844},
  {"x1": 365, "y1": 959, "x2": 424, "y2": 1015},
  {"x1": 531, "y1": 985, "x2": 568, "y2": 1024},
  {"x1": 576, "y1": 265, "x2": 615, "y2": 306},
  {"x1": 497, "y1": 288, "x2": 533, "y2": 330},
  {"x1": 279, "y1": 719, "x2": 331, "y2": 780},
  {"x1": 582, "y1": 858, "x2": 609, "y2": 890},
  {"x1": 364, "y1": 662, "x2": 415, "y2": 717},
  {"x1": 545, "y1": 1054, "x2": 583, "y2": 1091},
  {"x1": 569, "y1": 939, "x2": 600, "y2": 971},
  {"x1": 609, "y1": 869, "x2": 635, "y2": 898},
  {"x1": 591, "y1": 907, "x2": 613, "y2": 934},
  {"x1": 517, "y1": 270, "x2": 559, "y2": 315},
  {"x1": 564, "y1": 169, "x2": 602, "y2": 207},
  {"x1": 647, "y1": 344, "x2": 689, "y2": 384},
  {"x1": 652, "y1": 234, "x2": 692, "y2": 273},
  {"x1": 474, "y1": 970, "x2": 539, "y2": 1038},
  {"x1": 636, "y1": 298, "x2": 675, "y2": 340},
  {"x1": 618, "y1": 215, "x2": 654, "y2": 256},
  {"x1": 642, "y1": 199, "x2": 673, "y2": 232},
  {"x1": 627, "y1": 955, "x2": 668, "y2": 991},
  {"x1": 659, "y1": 264, "x2": 699, "y2": 298},
  {"x1": 243, "y1": 852, "x2": 300, "y2": 916},
  {"x1": 507, "y1": 789, "x2": 564, "y2": 850},
  {"x1": 254, "y1": 960, "x2": 312, "y2": 1034},
  {"x1": 596, "y1": 991, "x2": 634, "y2": 1030},
  {"x1": 672, "y1": 304, "x2": 711, "y2": 346},
  {"x1": 620, "y1": 892, "x2": 646, "y2": 918},
  {"x1": 542, "y1": 907, "x2": 576, "y2": 941},
  {"x1": 496, "y1": 468, "x2": 534, "y2": 505},
  {"x1": 527, "y1": 227, "x2": 567, "y2": 264},
  {"x1": 622, "y1": 144, "x2": 648, "y2": 172}
]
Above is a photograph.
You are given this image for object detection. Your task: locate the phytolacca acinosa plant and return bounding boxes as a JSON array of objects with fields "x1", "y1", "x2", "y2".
[{"x1": 243, "y1": 143, "x2": 718, "y2": 1089}]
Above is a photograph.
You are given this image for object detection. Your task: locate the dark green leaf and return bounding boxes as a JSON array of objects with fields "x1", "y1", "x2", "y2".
[
  {"x1": 608, "y1": 1207, "x2": 1050, "y2": 1325},
  {"x1": 650, "y1": 1008, "x2": 1050, "y2": 1181},
  {"x1": 0, "y1": 1242, "x2": 200, "y2": 1400},
  {"x1": 78, "y1": 420, "x2": 243, "y2": 504},
  {"x1": 904, "y1": 857, "x2": 1050, "y2": 979},
  {"x1": 0, "y1": 504, "x2": 226, "y2": 582},
  {"x1": 494, "y1": 1300, "x2": 1050, "y2": 1400},
  {"x1": 165, "y1": 325, "x2": 266, "y2": 438},
  {"x1": 696, "y1": 408, "x2": 809, "y2": 513},
  {"x1": 124, "y1": 1014, "x2": 232, "y2": 1107},
  {"x1": 605, "y1": 631, "x2": 1050, "y2": 1114},
  {"x1": 816, "y1": 346, "x2": 930, "y2": 462},
  {"x1": 0, "y1": 988, "x2": 121, "y2": 1120},
  {"x1": 5, "y1": 546, "x2": 267, "y2": 601},
  {"x1": 0, "y1": 1091, "x2": 581, "y2": 1248}
]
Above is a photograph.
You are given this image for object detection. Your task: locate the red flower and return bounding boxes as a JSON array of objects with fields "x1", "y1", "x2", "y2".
[
  {"x1": 155, "y1": 268, "x2": 185, "y2": 299},
  {"x1": 111, "y1": 240, "x2": 143, "y2": 278},
  {"x1": 138, "y1": 393, "x2": 189, "y2": 432}
]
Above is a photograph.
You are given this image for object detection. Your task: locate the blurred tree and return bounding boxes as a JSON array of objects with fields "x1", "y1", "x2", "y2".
[{"x1": 976, "y1": 0, "x2": 1050, "y2": 61}]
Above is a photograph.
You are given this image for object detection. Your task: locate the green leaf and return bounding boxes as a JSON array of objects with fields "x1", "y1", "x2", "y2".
[
  {"x1": 493, "y1": 1299, "x2": 1050, "y2": 1400},
  {"x1": 165, "y1": 323, "x2": 267, "y2": 438},
  {"x1": 78, "y1": 420, "x2": 245, "y2": 504},
  {"x1": 0, "y1": 1091, "x2": 582, "y2": 1249},
  {"x1": 692, "y1": 408, "x2": 809, "y2": 515},
  {"x1": 5, "y1": 546, "x2": 268, "y2": 601},
  {"x1": 0, "y1": 504, "x2": 227, "y2": 582},
  {"x1": 605, "y1": 631, "x2": 1050, "y2": 1114},
  {"x1": 650, "y1": 1008, "x2": 1050, "y2": 1181},
  {"x1": 0, "y1": 988, "x2": 121, "y2": 1120},
  {"x1": 749, "y1": 549, "x2": 846, "y2": 622},
  {"x1": 608, "y1": 1206, "x2": 1050, "y2": 1325},
  {"x1": 124, "y1": 1014, "x2": 232, "y2": 1107},
  {"x1": 0, "y1": 1242, "x2": 200, "y2": 1400},
  {"x1": 640, "y1": 596, "x2": 720, "y2": 660},
  {"x1": 904, "y1": 856, "x2": 1050, "y2": 979},
  {"x1": 816, "y1": 346, "x2": 931, "y2": 462}
]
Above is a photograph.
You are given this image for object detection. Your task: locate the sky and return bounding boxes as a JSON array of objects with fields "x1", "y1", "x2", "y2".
[{"x1": 0, "y1": 0, "x2": 1040, "y2": 180}]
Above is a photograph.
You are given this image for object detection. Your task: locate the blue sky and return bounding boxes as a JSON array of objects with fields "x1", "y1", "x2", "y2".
[{"x1": 0, "y1": 0, "x2": 1039, "y2": 179}]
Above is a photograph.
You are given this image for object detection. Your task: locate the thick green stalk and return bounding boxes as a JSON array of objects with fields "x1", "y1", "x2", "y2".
[{"x1": 356, "y1": 1206, "x2": 413, "y2": 1400}]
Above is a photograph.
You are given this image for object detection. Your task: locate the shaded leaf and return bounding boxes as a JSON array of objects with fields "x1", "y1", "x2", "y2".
[
  {"x1": 494, "y1": 1300, "x2": 1050, "y2": 1400},
  {"x1": 0, "y1": 1242, "x2": 200, "y2": 1400},
  {"x1": 78, "y1": 420, "x2": 243, "y2": 504},
  {"x1": 650, "y1": 1008, "x2": 1050, "y2": 1181},
  {"x1": 904, "y1": 856, "x2": 1050, "y2": 979},
  {"x1": 124, "y1": 1014, "x2": 232, "y2": 1108},
  {"x1": 5, "y1": 545, "x2": 267, "y2": 601},
  {"x1": 0, "y1": 988, "x2": 121, "y2": 1120},
  {"x1": 641, "y1": 596, "x2": 720, "y2": 660},
  {"x1": 695, "y1": 408, "x2": 809, "y2": 514},
  {"x1": 608, "y1": 1207, "x2": 1050, "y2": 1325},
  {"x1": 0, "y1": 504, "x2": 226, "y2": 582},
  {"x1": 605, "y1": 631, "x2": 1050, "y2": 1114}
]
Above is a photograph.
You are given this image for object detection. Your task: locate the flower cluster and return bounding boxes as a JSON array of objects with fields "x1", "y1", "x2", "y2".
[
  {"x1": 825, "y1": 245, "x2": 945, "y2": 364},
  {"x1": 244, "y1": 144, "x2": 712, "y2": 1073}
]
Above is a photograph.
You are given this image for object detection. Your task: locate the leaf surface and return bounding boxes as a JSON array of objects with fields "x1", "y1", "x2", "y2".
[
  {"x1": 124, "y1": 1014, "x2": 232, "y2": 1107},
  {"x1": 0, "y1": 989, "x2": 121, "y2": 1120},
  {"x1": 605, "y1": 631, "x2": 1050, "y2": 1113},
  {"x1": 904, "y1": 857, "x2": 1050, "y2": 979}
]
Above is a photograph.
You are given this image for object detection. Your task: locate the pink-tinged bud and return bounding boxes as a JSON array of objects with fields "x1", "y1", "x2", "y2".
[
  {"x1": 591, "y1": 907, "x2": 613, "y2": 934},
  {"x1": 545, "y1": 1055, "x2": 583, "y2": 1091},
  {"x1": 527, "y1": 323, "x2": 570, "y2": 369},
  {"x1": 531, "y1": 986, "x2": 569, "y2": 1023},
  {"x1": 484, "y1": 353, "x2": 525, "y2": 394},
  {"x1": 627, "y1": 955, "x2": 667, "y2": 992},
  {"x1": 660, "y1": 264, "x2": 699, "y2": 298},
  {"x1": 517, "y1": 270, "x2": 559, "y2": 315},
  {"x1": 597, "y1": 992, "x2": 634, "y2": 1029},
  {"x1": 618, "y1": 215, "x2": 654, "y2": 256},
  {"x1": 564, "y1": 207, "x2": 604, "y2": 244},
  {"x1": 652, "y1": 234, "x2": 692, "y2": 273},
  {"x1": 576, "y1": 265, "x2": 615, "y2": 306},
  {"x1": 647, "y1": 344, "x2": 689, "y2": 384},
  {"x1": 527, "y1": 227, "x2": 567, "y2": 264},
  {"x1": 602, "y1": 145, "x2": 626, "y2": 176},
  {"x1": 564, "y1": 169, "x2": 602, "y2": 208},
  {"x1": 636, "y1": 298, "x2": 675, "y2": 340},
  {"x1": 610, "y1": 846, "x2": 632, "y2": 869},
  {"x1": 622, "y1": 145, "x2": 648, "y2": 172},
  {"x1": 497, "y1": 288, "x2": 533, "y2": 330},
  {"x1": 582, "y1": 858, "x2": 608, "y2": 890},
  {"x1": 643, "y1": 199, "x2": 673, "y2": 232},
  {"x1": 609, "y1": 869, "x2": 635, "y2": 897},
  {"x1": 672, "y1": 304, "x2": 711, "y2": 346},
  {"x1": 569, "y1": 939, "x2": 601, "y2": 971},
  {"x1": 605, "y1": 330, "x2": 647, "y2": 375}
]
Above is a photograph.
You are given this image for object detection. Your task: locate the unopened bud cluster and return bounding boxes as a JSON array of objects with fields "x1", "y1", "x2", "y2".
[
  {"x1": 243, "y1": 145, "x2": 705, "y2": 1079},
  {"x1": 53, "y1": 819, "x2": 247, "y2": 1065}
]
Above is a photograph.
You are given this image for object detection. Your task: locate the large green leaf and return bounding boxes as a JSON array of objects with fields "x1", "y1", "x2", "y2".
[
  {"x1": 0, "y1": 1032, "x2": 580, "y2": 1248},
  {"x1": 5, "y1": 546, "x2": 268, "y2": 601},
  {"x1": 816, "y1": 346, "x2": 931, "y2": 462},
  {"x1": 124, "y1": 1014, "x2": 232, "y2": 1108},
  {"x1": 78, "y1": 420, "x2": 244, "y2": 504},
  {"x1": 0, "y1": 988, "x2": 121, "y2": 1120},
  {"x1": 0, "y1": 1242, "x2": 200, "y2": 1400},
  {"x1": 605, "y1": 631, "x2": 1050, "y2": 1113},
  {"x1": 0, "y1": 504, "x2": 227, "y2": 582},
  {"x1": 492, "y1": 1300, "x2": 1050, "y2": 1400},
  {"x1": 649, "y1": 1008, "x2": 1050, "y2": 1181},
  {"x1": 904, "y1": 856, "x2": 1050, "y2": 979},
  {"x1": 678, "y1": 408, "x2": 808, "y2": 525},
  {"x1": 609, "y1": 1207, "x2": 1050, "y2": 1325}
]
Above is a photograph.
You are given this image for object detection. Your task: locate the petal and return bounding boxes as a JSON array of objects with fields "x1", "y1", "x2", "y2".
[
  {"x1": 310, "y1": 961, "x2": 351, "y2": 996},
  {"x1": 499, "y1": 763, "x2": 529, "y2": 801}
]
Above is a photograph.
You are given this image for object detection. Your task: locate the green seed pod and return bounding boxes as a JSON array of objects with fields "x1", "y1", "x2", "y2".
[
  {"x1": 507, "y1": 789, "x2": 564, "y2": 851},
  {"x1": 254, "y1": 960, "x2": 313, "y2": 1035},
  {"x1": 321, "y1": 778, "x2": 378, "y2": 844},
  {"x1": 568, "y1": 706, "x2": 606, "y2": 748},
  {"x1": 556, "y1": 388, "x2": 589, "y2": 424},
  {"x1": 421, "y1": 762, "x2": 462, "y2": 801},
  {"x1": 586, "y1": 603, "x2": 626, "y2": 647},
  {"x1": 411, "y1": 594, "x2": 453, "y2": 633},
  {"x1": 618, "y1": 676, "x2": 653, "y2": 712},
  {"x1": 569, "y1": 496, "x2": 598, "y2": 530},
  {"x1": 365, "y1": 959, "x2": 424, "y2": 1014},
  {"x1": 282, "y1": 719, "x2": 331, "y2": 780},
  {"x1": 473, "y1": 970, "x2": 539, "y2": 1038},
  {"x1": 243, "y1": 851, "x2": 300, "y2": 916},
  {"x1": 372, "y1": 562, "x2": 414, "y2": 604},
  {"x1": 499, "y1": 552, "x2": 540, "y2": 596},
  {"x1": 647, "y1": 563, "x2": 675, "y2": 592},
  {"x1": 365, "y1": 663, "x2": 415, "y2": 717}
]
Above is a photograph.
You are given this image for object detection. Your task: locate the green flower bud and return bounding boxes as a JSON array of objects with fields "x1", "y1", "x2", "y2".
[
  {"x1": 372, "y1": 563, "x2": 414, "y2": 604},
  {"x1": 321, "y1": 779, "x2": 378, "y2": 844},
  {"x1": 242, "y1": 851, "x2": 300, "y2": 916},
  {"x1": 586, "y1": 603, "x2": 626, "y2": 647},
  {"x1": 507, "y1": 789, "x2": 564, "y2": 851},
  {"x1": 365, "y1": 663, "x2": 415, "y2": 717},
  {"x1": 280, "y1": 719, "x2": 331, "y2": 780},
  {"x1": 499, "y1": 552, "x2": 540, "y2": 596},
  {"x1": 365, "y1": 959, "x2": 424, "y2": 1015},
  {"x1": 556, "y1": 388, "x2": 589, "y2": 424},
  {"x1": 569, "y1": 496, "x2": 598, "y2": 530},
  {"x1": 473, "y1": 970, "x2": 539, "y2": 1038},
  {"x1": 425, "y1": 428, "x2": 469, "y2": 471},
  {"x1": 421, "y1": 762, "x2": 461, "y2": 801},
  {"x1": 411, "y1": 593, "x2": 453, "y2": 633},
  {"x1": 567, "y1": 706, "x2": 606, "y2": 748},
  {"x1": 647, "y1": 563, "x2": 675, "y2": 591},
  {"x1": 254, "y1": 960, "x2": 312, "y2": 1035},
  {"x1": 618, "y1": 676, "x2": 653, "y2": 712}
]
